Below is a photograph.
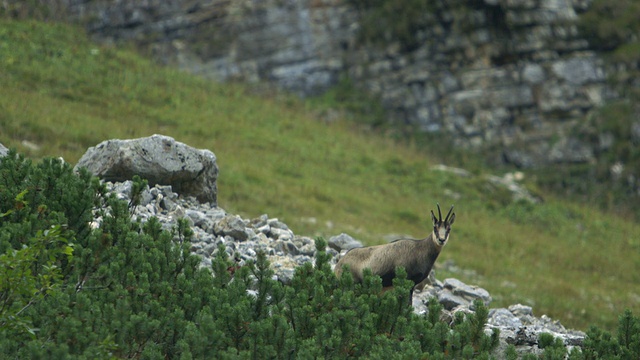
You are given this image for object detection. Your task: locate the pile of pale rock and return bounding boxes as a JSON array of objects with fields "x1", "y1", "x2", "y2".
[
  {"x1": 2, "y1": 136, "x2": 585, "y2": 357},
  {"x1": 105, "y1": 176, "x2": 585, "y2": 359}
]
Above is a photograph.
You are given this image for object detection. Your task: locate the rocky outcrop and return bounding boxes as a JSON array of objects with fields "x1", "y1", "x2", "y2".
[
  {"x1": 51, "y1": 0, "x2": 618, "y2": 167},
  {"x1": 74, "y1": 134, "x2": 218, "y2": 205},
  {"x1": 104, "y1": 174, "x2": 584, "y2": 357}
]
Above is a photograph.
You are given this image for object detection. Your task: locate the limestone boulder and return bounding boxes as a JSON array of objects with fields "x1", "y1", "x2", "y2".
[{"x1": 74, "y1": 134, "x2": 218, "y2": 205}]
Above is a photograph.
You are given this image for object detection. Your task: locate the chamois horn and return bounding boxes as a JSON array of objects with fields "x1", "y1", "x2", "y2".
[{"x1": 444, "y1": 205, "x2": 454, "y2": 223}]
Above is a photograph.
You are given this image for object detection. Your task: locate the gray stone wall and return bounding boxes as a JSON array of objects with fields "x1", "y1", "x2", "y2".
[
  {"x1": 57, "y1": 0, "x2": 613, "y2": 166},
  {"x1": 346, "y1": 0, "x2": 613, "y2": 167}
]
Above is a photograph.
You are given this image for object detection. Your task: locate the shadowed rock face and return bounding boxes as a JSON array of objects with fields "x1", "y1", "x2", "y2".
[
  {"x1": 74, "y1": 134, "x2": 218, "y2": 205},
  {"x1": 59, "y1": 0, "x2": 616, "y2": 167}
]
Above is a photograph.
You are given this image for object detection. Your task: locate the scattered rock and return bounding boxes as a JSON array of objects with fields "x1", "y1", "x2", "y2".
[
  {"x1": 485, "y1": 172, "x2": 541, "y2": 203},
  {"x1": 214, "y1": 215, "x2": 249, "y2": 241},
  {"x1": 21, "y1": 140, "x2": 41, "y2": 152},
  {"x1": 433, "y1": 278, "x2": 493, "y2": 310},
  {"x1": 274, "y1": 239, "x2": 299, "y2": 256},
  {"x1": 328, "y1": 233, "x2": 363, "y2": 252},
  {"x1": 489, "y1": 308, "x2": 523, "y2": 329},
  {"x1": 431, "y1": 164, "x2": 472, "y2": 177}
]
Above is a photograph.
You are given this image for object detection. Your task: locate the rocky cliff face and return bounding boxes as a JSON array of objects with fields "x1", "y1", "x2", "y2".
[
  {"x1": 62, "y1": 0, "x2": 353, "y2": 95},
  {"x1": 349, "y1": 0, "x2": 612, "y2": 168},
  {"x1": 57, "y1": 0, "x2": 612, "y2": 166}
]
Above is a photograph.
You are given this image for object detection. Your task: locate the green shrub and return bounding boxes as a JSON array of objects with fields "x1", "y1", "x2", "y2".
[
  {"x1": 0, "y1": 152, "x2": 506, "y2": 358},
  {"x1": 327, "y1": 77, "x2": 389, "y2": 127},
  {"x1": 537, "y1": 332, "x2": 568, "y2": 360},
  {"x1": 2, "y1": 151, "x2": 640, "y2": 358},
  {"x1": 347, "y1": 0, "x2": 435, "y2": 51},
  {"x1": 577, "y1": 309, "x2": 640, "y2": 359},
  {"x1": 0, "y1": 150, "x2": 105, "y2": 253},
  {"x1": 578, "y1": 0, "x2": 640, "y2": 58},
  {"x1": 0, "y1": 224, "x2": 72, "y2": 340}
]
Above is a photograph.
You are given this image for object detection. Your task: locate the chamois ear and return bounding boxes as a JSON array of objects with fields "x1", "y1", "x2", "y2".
[{"x1": 430, "y1": 210, "x2": 437, "y2": 225}]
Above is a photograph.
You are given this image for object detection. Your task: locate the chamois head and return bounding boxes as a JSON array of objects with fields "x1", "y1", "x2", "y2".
[{"x1": 430, "y1": 203, "x2": 455, "y2": 247}]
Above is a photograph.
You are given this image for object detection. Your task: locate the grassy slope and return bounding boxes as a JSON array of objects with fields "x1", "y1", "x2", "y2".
[{"x1": 1, "y1": 20, "x2": 638, "y2": 331}]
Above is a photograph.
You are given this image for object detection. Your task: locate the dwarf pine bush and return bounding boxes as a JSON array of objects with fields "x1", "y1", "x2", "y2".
[
  {"x1": 1, "y1": 151, "x2": 638, "y2": 358},
  {"x1": 1, "y1": 152, "x2": 502, "y2": 358},
  {"x1": 576, "y1": 309, "x2": 640, "y2": 359}
]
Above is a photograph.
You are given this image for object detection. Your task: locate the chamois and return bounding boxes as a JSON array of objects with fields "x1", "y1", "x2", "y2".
[{"x1": 334, "y1": 203, "x2": 455, "y2": 298}]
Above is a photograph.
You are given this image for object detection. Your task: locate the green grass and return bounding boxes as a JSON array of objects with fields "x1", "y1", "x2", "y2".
[{"x1": 1, "y1": 19, "x2": 639, "y2": 331}]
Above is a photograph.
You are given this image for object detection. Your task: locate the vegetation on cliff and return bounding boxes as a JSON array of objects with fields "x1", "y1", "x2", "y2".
[{"x1": 347, "y1": 0, "x2": 436, "y2": 50}]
